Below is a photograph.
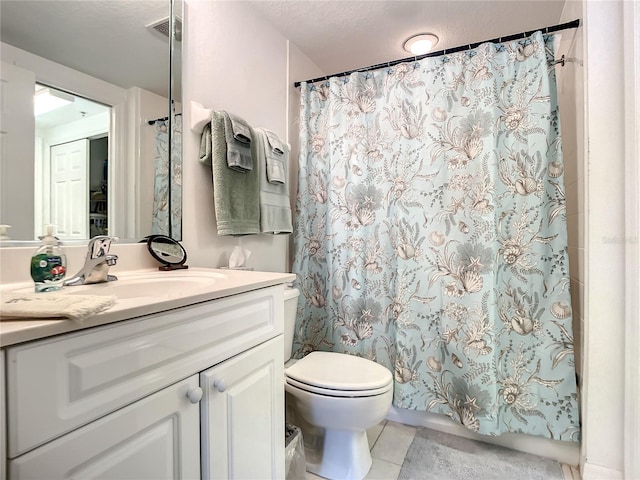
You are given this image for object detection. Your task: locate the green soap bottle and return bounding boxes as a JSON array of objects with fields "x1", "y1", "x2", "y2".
[{"x1": 30, "y1": 225, "x2": 67, "y2": 292}]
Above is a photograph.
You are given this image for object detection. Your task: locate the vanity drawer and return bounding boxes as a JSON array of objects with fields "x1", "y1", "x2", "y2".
[{"x1": 6, "y1": 285, "x2": 283, "y2": 458}]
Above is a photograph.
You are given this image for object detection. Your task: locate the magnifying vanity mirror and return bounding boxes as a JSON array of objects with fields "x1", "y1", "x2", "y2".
[
  {"x1": 145, "y1": 234, "x2": 188, "y2": 271},
  {"x1": 0, "y1": 0, "x2": 183, "y2": 243}
]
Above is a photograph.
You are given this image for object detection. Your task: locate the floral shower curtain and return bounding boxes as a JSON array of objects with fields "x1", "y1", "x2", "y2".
[
  {"x1": 152, "y1": 116, "x2": 182, "y2": 239},
  {"x1": 292, "y1": 32, "x2": 579, "y2": 441}
]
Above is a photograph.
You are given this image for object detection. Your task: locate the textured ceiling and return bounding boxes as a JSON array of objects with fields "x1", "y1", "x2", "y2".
[
  {"x1": 0, "y1": 0, "x2": 567, "y2": 94},
  {"x1": 247, "y1": 0, "x2": 567, "y2": 79},
  {"x1": 0, "y1": 0, "x2": 172, "y2": 96}
]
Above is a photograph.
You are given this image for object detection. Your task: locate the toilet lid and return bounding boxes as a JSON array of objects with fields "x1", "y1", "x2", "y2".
[{"x1": 285, "y1": 351, "x2": 393, "y2": 392}]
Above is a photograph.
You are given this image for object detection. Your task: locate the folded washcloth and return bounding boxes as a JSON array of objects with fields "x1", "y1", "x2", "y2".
[
  {"x1": 262, "y1": 129, "x2": 286, "y2": 184},
  {"x1": 255, "y1": 128, "x2": 293, "y2": 234},
  {"x1": 199, "y1": 112, "x2": 261, "y2": 235},
  {"x1": 264, "y1": 130, "x2": 285, "y2": 154},
  {"x1": 221, "y1": 111, "x2": 253, "y2": 172},
  {"x1": 0, "y1": 293, "x2": 116, "y2": 322},
  {"x1": 228, "y1": 114, "x2": 251, "y2": 144}
]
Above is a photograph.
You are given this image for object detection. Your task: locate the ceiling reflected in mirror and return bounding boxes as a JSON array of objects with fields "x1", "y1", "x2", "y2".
[{"x1": 1, "y1": 1, "x2": 171, "y2": 97}]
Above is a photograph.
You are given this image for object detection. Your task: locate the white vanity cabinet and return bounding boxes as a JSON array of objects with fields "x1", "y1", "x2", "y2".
[{"x1": 2, "y1": 284, "x2": 287, "y2": 480}]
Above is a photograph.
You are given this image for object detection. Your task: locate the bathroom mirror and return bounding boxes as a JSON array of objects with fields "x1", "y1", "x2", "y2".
[
  {"x1": 0, "y1": 0, "x2": 183, "y2": 243},
  {"x1": 145, "y1": 235, "x2": 188, "y2": 270}
]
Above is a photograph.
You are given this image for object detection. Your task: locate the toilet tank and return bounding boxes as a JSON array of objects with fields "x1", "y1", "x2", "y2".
[{"x1": 283, "y1": 287, "x2": 300, "y2": 363}]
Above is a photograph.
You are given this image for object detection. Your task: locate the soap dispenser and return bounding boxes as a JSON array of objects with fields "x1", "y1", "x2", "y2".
[{"x1": 30, "y1": 225, "x2": 67, "y2": 292}]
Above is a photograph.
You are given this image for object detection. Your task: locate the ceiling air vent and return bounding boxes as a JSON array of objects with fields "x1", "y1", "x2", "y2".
[{"x1": 147, "y1": 17, "x2": 182, "y2": 42}]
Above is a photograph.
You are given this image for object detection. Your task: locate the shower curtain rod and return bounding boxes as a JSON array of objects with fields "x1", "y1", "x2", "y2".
[
  {"x1": 147, "y1": 112, "x2": 182, "y2": 125},
  {"x1": 294, "y1": 18, "x2": 580, "y2": 87}
]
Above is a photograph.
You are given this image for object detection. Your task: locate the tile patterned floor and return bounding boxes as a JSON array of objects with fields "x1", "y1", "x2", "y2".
[
  {"x1": 305, "y1": 420, "x2": 582, "y2": 480},
  {"x1": 561, "y1": 463, "x2": 582, "y2": 480}
]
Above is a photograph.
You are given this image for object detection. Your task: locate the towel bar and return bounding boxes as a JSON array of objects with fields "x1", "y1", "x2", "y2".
[
  {"x1": 191, "y1": 101, "x2": 212, "y2": 134},
  {"x1": 190, "y1": 102, "x2": 292, "y2": 151}
]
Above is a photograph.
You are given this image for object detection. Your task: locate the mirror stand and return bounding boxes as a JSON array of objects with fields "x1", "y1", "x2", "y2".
[{"x1": 143, "y1": 234, "x2": 188, "y2": 271}]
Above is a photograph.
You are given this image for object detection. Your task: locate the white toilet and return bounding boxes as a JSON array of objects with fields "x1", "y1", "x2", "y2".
[{"x1": 283, "y1": 288, "x2": 393, "y2": 480}]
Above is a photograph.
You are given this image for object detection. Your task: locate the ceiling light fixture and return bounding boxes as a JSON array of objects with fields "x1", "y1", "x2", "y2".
[
  {"x1": 403, "y1": 33, "x2": 439, "y2": 55},
  {"x1": 34, "y1": 88, "x2": 74, "y2": 116}
]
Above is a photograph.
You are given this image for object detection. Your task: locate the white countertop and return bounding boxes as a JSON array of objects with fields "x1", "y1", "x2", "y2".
[{"x1": 0, "y1": 268, "x2": 296, "y2": 347}]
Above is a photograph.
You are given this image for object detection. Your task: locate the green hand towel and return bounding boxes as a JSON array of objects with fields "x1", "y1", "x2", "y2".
[{"x1": 199, "y1": 111, "x2": 260, "y2": 235}]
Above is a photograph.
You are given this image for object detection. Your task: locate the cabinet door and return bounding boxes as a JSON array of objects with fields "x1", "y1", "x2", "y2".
[
  {"x1": 10, "y1": 375, "x2": 202, "y2": 480},
  {"x1": 201, "y1": 336, "x2": 284, "y2": 480}
]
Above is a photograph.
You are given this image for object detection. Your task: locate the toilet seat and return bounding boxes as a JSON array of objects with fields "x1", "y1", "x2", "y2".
[
  {"x1": 286, "y1": 376, "x2": 391, "y2": 397},
  {"x1": 285, "y1": 351, "x2": 393, "y2": 397}
]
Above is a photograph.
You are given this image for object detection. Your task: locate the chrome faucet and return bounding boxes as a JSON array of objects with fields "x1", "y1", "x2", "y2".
[{"x1": 65, "y1": 236, "x2": 119, "y2": 286}]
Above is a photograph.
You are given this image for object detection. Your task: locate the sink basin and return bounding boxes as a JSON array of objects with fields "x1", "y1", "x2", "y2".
[
  {"x1": 79, "y1": 273, "x2": 224, "y2": 299},
  {"x1": 70, "y1": 270, "x2": 227, "y2": 300},
  {"x1": 5, "y1": 270, "x2": 227, "y2": 301}
]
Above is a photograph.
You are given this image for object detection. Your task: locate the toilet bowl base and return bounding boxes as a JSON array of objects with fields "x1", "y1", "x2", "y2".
[{"x1": 306, "y1": 429, "x2": 372, "y2": 480}]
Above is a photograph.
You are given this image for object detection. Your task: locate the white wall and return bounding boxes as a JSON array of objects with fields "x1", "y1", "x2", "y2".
[
  {"x1": 622, "y1": 3, "x2": 640, "y2": 478},
  {"x1": 0, "y1": 61, "x2": 36, "y2": 240},
  {"x1": 181, "y1": 0, "x2": 292, "y2": 272},
  {"x1": 581, "y1": 0, "x2": 627, "y2": 478}
]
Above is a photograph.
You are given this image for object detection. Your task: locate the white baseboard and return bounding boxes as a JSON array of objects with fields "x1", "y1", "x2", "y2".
[
  {"x1": 582, "y1": 462, "x2": 623, "y2": 480},
  {"x1": 386, "y1": 407, "x2": 580, "y2": 466}
]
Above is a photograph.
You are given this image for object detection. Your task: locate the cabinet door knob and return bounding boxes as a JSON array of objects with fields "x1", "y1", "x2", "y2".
[
  {"x1": 213, "y1": 379, "x2": 227, "y2": 392},
  {"x1": 186, "y1": 387, "x2": 203, "y2": 404}
]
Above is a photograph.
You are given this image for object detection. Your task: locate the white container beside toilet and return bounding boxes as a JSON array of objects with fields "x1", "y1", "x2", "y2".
[{"x1": 283, "y1": 288, "x2": 393, "y2": 480}]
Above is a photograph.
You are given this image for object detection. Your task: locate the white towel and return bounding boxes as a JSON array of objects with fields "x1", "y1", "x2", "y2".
[
  {"x1": 0, "y1": 293, "x2": 116, "y2": 322},
  {"x1": 255, "y1": 128, "x2": 293, "y2": 234}
]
